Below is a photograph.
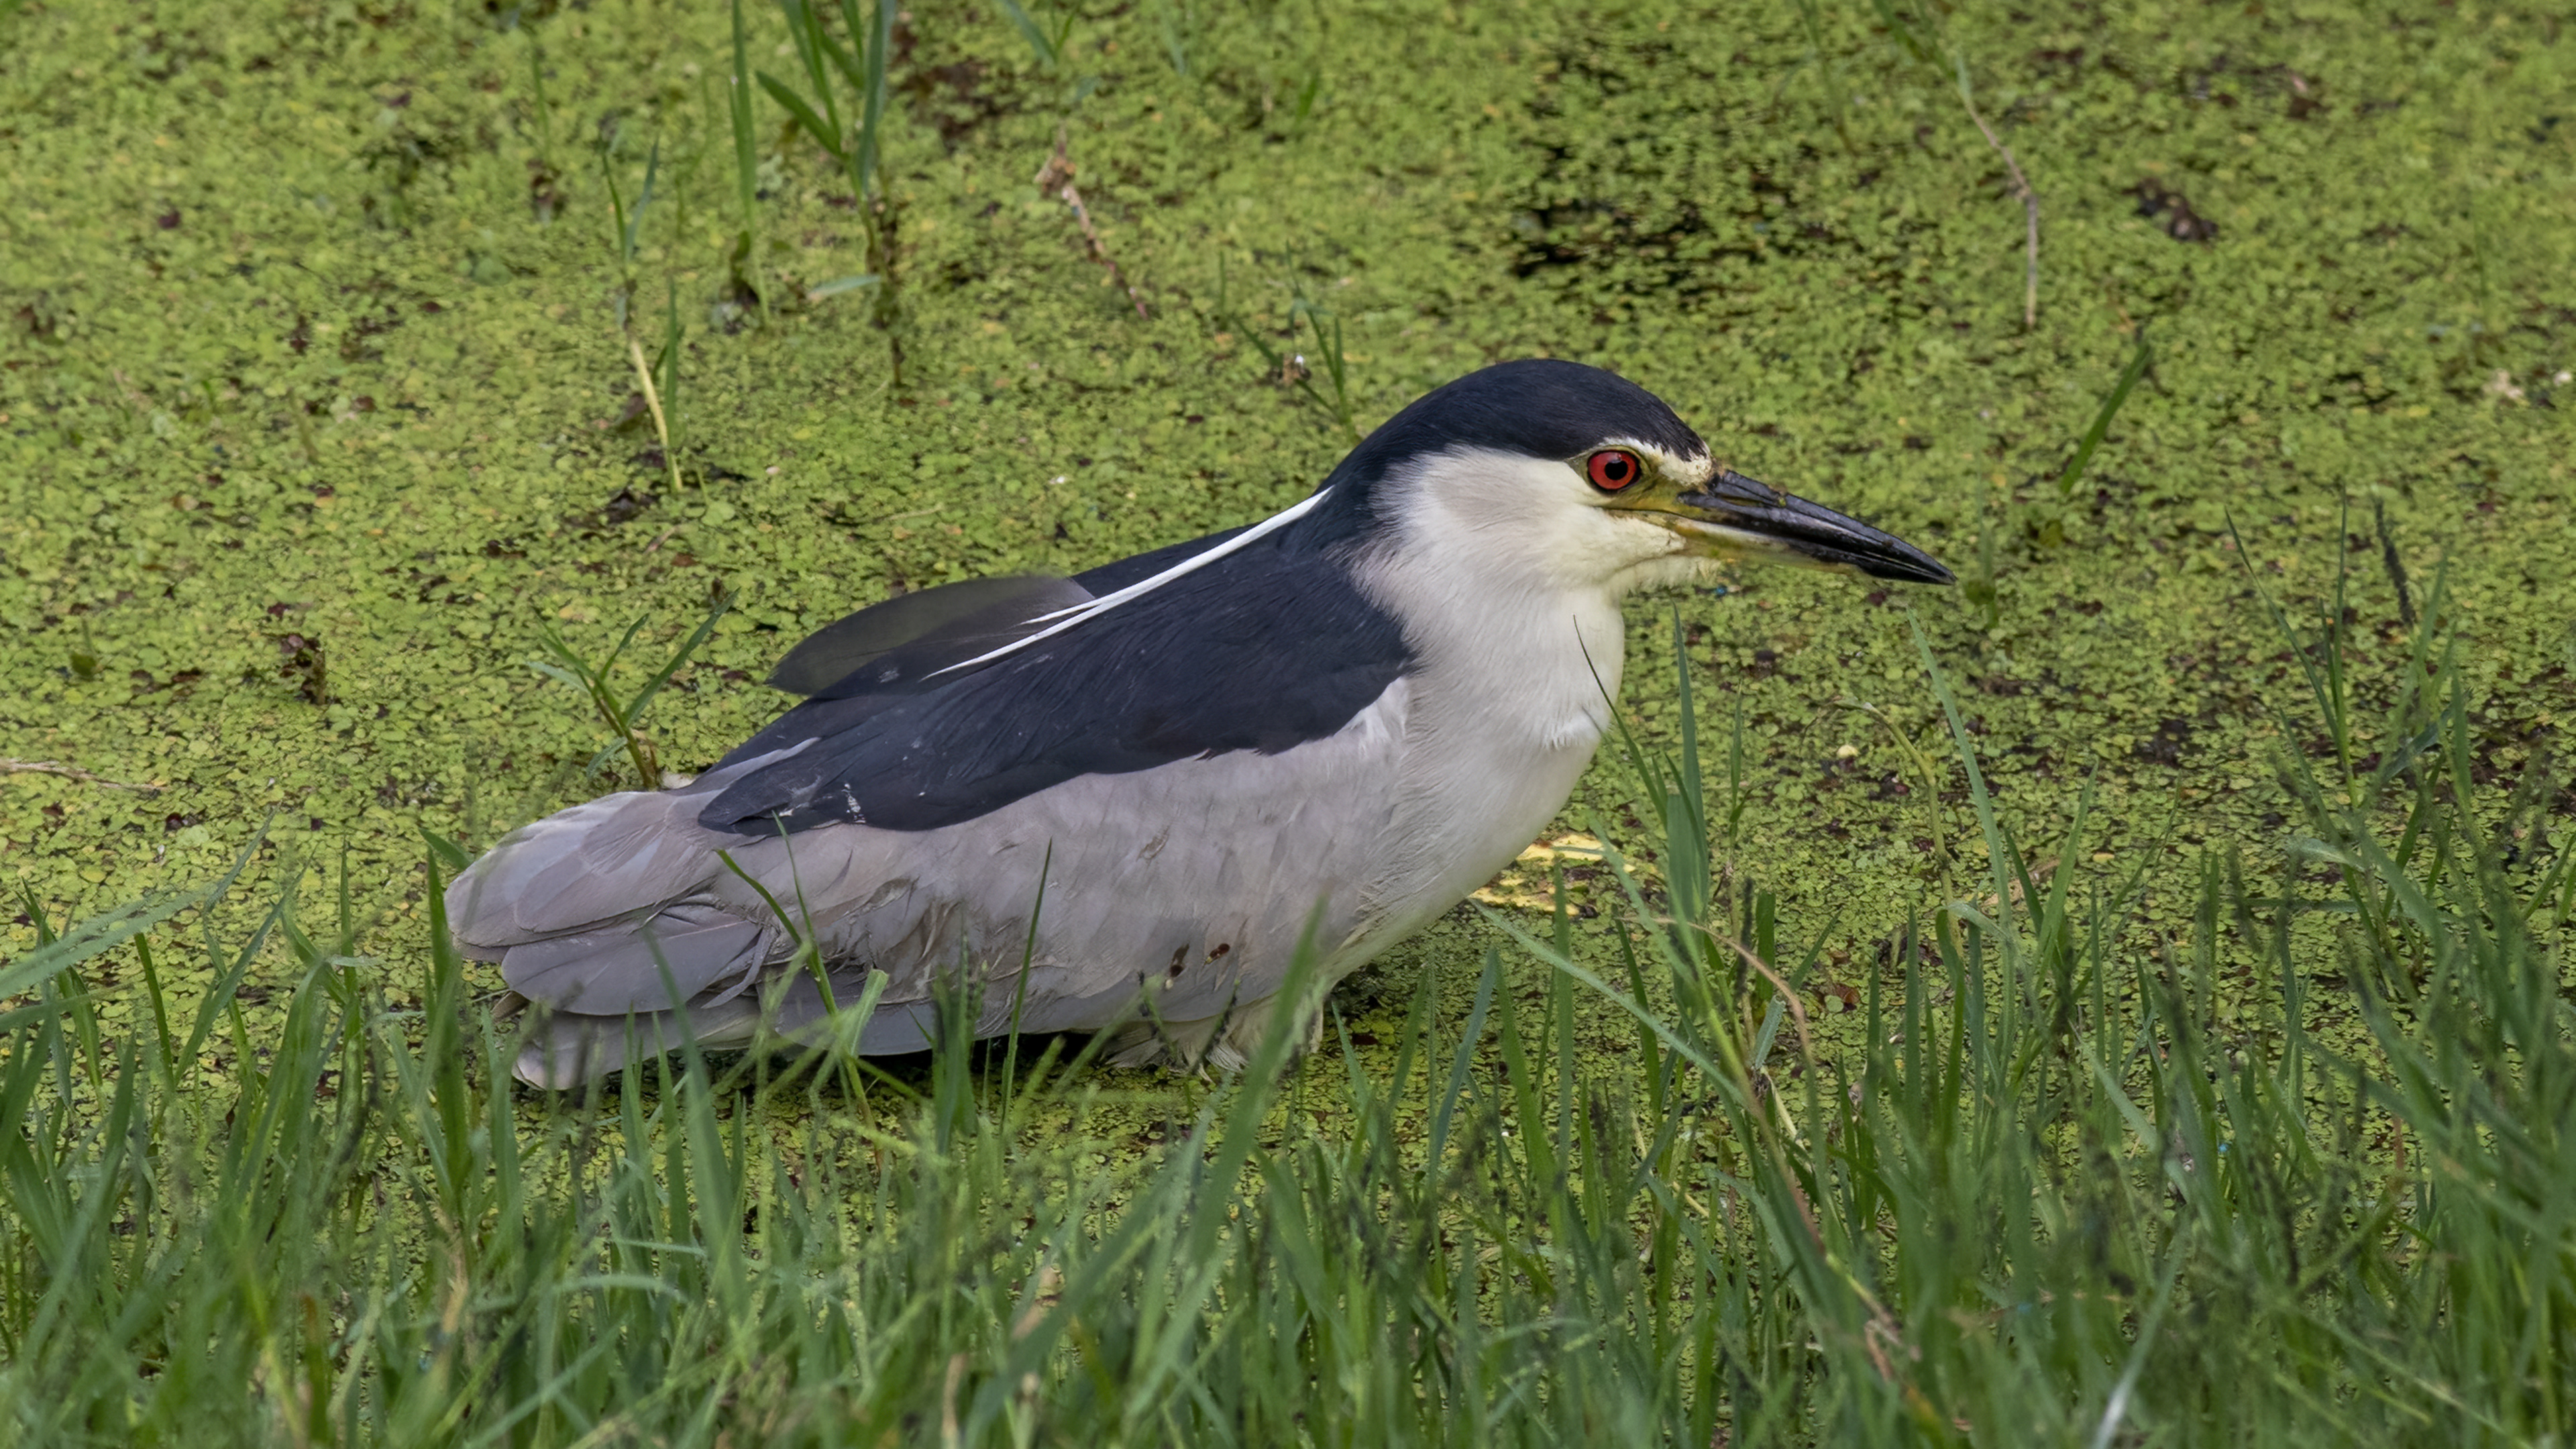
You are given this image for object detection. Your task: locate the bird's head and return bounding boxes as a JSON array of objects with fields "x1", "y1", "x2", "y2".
[{"x1": 1318, "y1": 359, "x2": 1953, "y2": 597}]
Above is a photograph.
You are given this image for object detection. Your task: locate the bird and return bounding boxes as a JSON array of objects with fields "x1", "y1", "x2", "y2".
[{"x1": 447, "y1": 359, "x2": 1953, "y2": 1086}]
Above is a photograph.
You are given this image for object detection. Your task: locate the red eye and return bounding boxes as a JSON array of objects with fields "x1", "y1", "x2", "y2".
[{"x1": 1585, "y1": 449, "x2": 1642, "y2": 491}]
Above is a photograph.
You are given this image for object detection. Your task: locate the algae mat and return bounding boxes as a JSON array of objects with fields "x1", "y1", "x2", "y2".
[{"x1": 1, "y1": 0, "x2": 2571, "y2": 1037}]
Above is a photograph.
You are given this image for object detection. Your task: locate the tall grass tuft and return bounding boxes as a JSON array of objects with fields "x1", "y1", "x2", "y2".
[
  {"x1": 0, "y1": 559, "x2": 2567, "y2": 1443},
  {"x1": 995, "y1": 0, "x2": 1076, "y2": 74},
  {"x1": 598, "y1": 135, "x2": 686, "y2": 496},
  {"x1": 1214, "y1": 256, "x2": 1361, "y2": 439},
  {"x1": 723, "y1": 0, "x2": 770, "y2": 327},
  {"x1": 759, "y1": 0, "x2": 895, "y2": 321},
  {"x1": 530, "y1": 593, "x2": 731, "y2": 790}
]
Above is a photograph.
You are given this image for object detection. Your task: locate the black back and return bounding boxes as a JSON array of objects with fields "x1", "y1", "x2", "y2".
[
  {"x1": 764, "y1": 574, "x2": 1095, "y2": 698},
  {"x1": 699, "y1": 521, "x2": 1409, "y2": 834}
]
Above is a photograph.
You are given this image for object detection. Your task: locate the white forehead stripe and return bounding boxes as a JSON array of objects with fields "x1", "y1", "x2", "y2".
[
  {"x1": 928, "y1": 486, "x2": 1334, "y2": 678},
  {"x1": 1601, "y1": 438, "x2": 1714, "y2": 486}
]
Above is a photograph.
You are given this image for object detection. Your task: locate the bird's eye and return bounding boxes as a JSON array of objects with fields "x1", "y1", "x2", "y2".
[{"x1": 1585, "y1": 449, "x2": 1643, "y2": 492}]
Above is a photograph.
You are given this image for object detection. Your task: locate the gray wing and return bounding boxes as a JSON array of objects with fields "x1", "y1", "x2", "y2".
[
  {"x1": 448, "y1": 575, "x2": 1103, "y2": 1008},
  {"x1": 460, "y1": 680, "x2": 1415, "y2": 1086},
  {"x1": 765, "y1": 574, "x2": 1093, "y2": 696}
]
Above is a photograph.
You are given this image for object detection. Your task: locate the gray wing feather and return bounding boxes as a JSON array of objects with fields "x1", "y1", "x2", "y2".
[
  {"x1": 765, "y1": 575, "x2": 1092, "y2": 696},
  {"x1": 507, "y1": 964, "x2": 918, "y2": 1086},
  {"x1": 497, "y1": 903, "x2": 765, "y2": 1015},
  {"x1": 443, "y1": 749, "x2": 812, "y2": 948},
  {"x1": 445, "y1": 766, "x2": 790, "y2": 1023}
]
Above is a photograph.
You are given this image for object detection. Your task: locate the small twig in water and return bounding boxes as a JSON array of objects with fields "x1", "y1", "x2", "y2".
[
  {"x1": 2, "y1": 759, "x2": 154, "y2": 792},
  {"x1": 1953, "y1": 56, "x2": 2038, "y2": 329},
  {"x1": 1036, "y1": 127, "x2": 1148, "y2": 319}
]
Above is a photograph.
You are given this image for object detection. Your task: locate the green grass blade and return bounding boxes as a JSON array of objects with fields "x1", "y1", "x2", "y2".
[
  {"x1": 757, "y1": 72, "x2": 844, "y2": 162},
  {"x1": 994, "y1": 0, "x2": 1063, "y2": 70},
  {"x1": 2057, "y1": 333, "x2": 2151, "y2": 499}
]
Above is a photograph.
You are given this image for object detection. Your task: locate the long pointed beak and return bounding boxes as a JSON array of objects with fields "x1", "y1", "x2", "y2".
[{"x1": 1664, "y1": 469, "x2": 1955, "y2": 584}]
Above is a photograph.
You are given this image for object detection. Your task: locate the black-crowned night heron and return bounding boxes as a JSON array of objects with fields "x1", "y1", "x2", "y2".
[{"x1": 449, "y1": 359, "x2": 1952, "y2": 1085}]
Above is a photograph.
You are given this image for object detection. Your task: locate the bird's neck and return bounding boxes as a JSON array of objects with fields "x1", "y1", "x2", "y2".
[
  {"x1": 1334, "y1": 544, "x2": 1625, "y2": 947},
  {"x1": 1354, "y1": 533, "x2": 1627, "y2": 747}
]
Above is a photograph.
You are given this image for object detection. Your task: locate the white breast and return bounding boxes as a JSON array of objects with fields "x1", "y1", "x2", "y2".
[{"x1": 1343, "y1": 447, "x2": 1669, "y2": 948}]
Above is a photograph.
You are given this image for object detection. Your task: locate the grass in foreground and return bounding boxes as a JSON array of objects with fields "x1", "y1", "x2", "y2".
[{"x1": 0, "y1": 590, "x2": 2569, "y2": 1447}]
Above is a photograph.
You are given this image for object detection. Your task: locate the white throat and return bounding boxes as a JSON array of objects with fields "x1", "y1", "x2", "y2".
[{"x1": 1342, "y1": 447, "x2": 1720, "y2": 934}]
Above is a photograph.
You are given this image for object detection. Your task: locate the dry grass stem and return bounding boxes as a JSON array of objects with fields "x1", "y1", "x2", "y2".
[
  {"x1": 2, "y1": 758, "x2": 154, "y2": 791},
  {"x1": 1958, "y1": 91, "x2": 2039, "y2": 329},
  {"x1": 1037, "y1": 128, "x2": 1149, "y2": 320},
  {"x1": 624, "y1": 331, "x2": 684, "y2": 496}
]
